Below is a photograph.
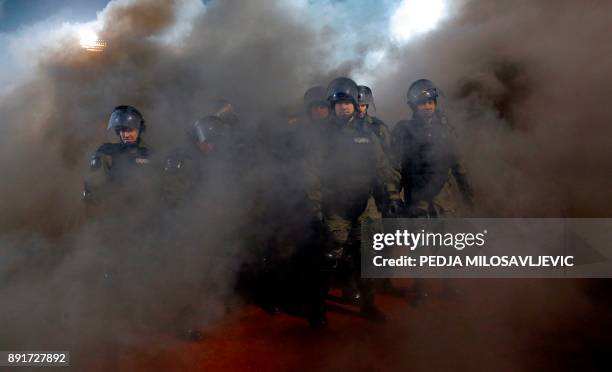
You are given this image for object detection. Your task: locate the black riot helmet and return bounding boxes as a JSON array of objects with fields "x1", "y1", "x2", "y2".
[
  {"x1": 407, "y1": 79, "x2": 440, "y2": 108},
  {"x1": 191, "y1": 115, "x2": 228, "y2": 145},
  {"x1": 107, "y1": 105, "x2": 146, "y2": 134},
  {"x1": 357, "y1": 85, "x2": 376, "y2": 111},
  {"x1": 304, "y1": 86, "x2": 328, "y2": 108},
  {"x1": 326, "y1": 77, "x2": 359, "y2": 107},
  {"x1": 207, "y1": 98, "x2": 239, "y2": 126}
]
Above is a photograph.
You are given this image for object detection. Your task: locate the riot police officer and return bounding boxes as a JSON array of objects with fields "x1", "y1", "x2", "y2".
[
  {"x1": 304, "y1": 85, "x2": 330, "y2": 122},
  {"x1": 307, "y1": 77, "x2": 402, "y2": 326},
  {"x1": 286, "y1": 86, "x2": 330, "y2": 158},
  {"x1": 161, "y1": 114, "x2": 248, "y2": 341},
  {"x1": 353, "y1": 85, "x2": 404, "y2": 302},
  {"x1": 162, "y1": 115, "x2": 232, "y2": 208},
  {"x1": 391, "y1": 79, "x2": 473, "y2": 218},
  {"x1": 355, "y1": 85, "x2": 399, "y2": 215},
  {"x1": 391, "y1": 79, "x2": 474, "y2": 303},
  {"x1": 83, "y1": 105, "x2": 158, "y2": 215},
  {"x1": 83, "y1": 106, "x2": 160, "y2": 364},
  {"x1": 357, "y1": 85, "x2": 393, "y2": 154}
]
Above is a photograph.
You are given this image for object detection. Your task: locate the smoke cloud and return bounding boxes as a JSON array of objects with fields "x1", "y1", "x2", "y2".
[
  {"x1": 0, "y1": 0, "x2": 610, "y2": 369},
  {"x1": 372, "y1": 0, "x2": 612, "y2": 217},
  {"x1": 0, "y1": 0, "x2": 344, "y2": 361}
]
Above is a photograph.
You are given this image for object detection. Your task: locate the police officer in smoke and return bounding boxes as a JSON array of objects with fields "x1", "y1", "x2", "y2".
[
  {"x1": 84, "y1": 105, "x2": 159, "y2": 216},
  {"x1": 83, "y1": 105, "x2": 162, "y2": 366},
  {"x1": 391, "y1": 79, "x2": 474, "y2": 301},
  {"x1": 304, "y1": 85, "x2": 331, "y2": 122},
  {"x1": 163, "y1": 98, "x2": 250, "y2": 212},
  {"x1": 306, "y1": 77, "x2": 403, "y2": 326},
  {"x1": 283, "y1": 86, "x2": 331, "y2": 160},
  {"x1": 356, "y1": 85, "x2": 393, "y2": 154},
  {"x1": 352, "y1": 85, "x2": 406, "y2": 302},
  {"x1": 391, "y1": 79, "x2": 473, "y2": 219},
  {"x1": 233, "y1": 89, "x2": 330, "y2": 324},
  {"x1": 339, "y1": 84, "x2": 395, "y2": 305},
  {"x1": 162, "y1": 107, "x2": 250, "y2": 340},
  {"x1": 162, "y1": 115, "x2": 233, "y2": 208}
]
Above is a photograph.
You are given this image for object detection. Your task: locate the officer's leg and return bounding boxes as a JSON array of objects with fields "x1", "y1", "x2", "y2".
[
  {"x1": 306, "y1": 213, "x2": 351, "y2": 328},
  {"x1": 348, "y1": 218, "x2": 386, "y2": 322},
  {"x1": 361, "y1": 198, "x2": 410, "y2": 299},
  {"x1": 341, "y1": 197, "x2": 380, "y2": 305}
]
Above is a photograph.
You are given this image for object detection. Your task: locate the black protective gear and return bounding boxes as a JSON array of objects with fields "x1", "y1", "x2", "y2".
[
  {"x1": 357, "y1": 85, "x2": 376, "y2": 111},
  {"x1": 83, "y1": 141, "x2": 156, "y2": 214},
  {"x1": 392, "y1": 111, "x2": 473, "y2": 217},
  {"x1": 326, "y1": 77, "x2": 359, "y2": 107},
  {"x1": 107, "y1": 105, "x2": 145, "y2": 133},
  {"x1": 407, "y1": 79, "x2": 440, "y2": 107}
]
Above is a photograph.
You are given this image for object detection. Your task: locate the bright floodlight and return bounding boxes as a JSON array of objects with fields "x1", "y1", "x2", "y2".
[
  {"x1": 390, "y1": 0, "x2": 447, "y2": 44},
  {"x1": 79, "y1": 29, "x2": 106, "y2": 52}
]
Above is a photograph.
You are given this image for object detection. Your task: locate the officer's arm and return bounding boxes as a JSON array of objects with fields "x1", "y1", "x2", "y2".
[
  {"x1": 380, "y1": 122, "x2": 401, "y2": 184},
  {"x1": 83, "y1": 151, "x2": 112, "y2": 205},
  {"x1": 368, "y1": 118, "x2": 396, "y2": 212},
  {"x1": 371, "y1": 118, "x2": 391, "y2": 151},
  {"x1": 452, "y1": 157, "x2": 474, "y2": 209},
  {"x1": 391, "y1": 122, "x2": 407, "y2": 186},
  {"x1": 373, "y1": 134, "x2": 402, "y2": 217}
]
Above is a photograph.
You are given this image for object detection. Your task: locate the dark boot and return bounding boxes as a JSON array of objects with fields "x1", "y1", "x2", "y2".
[
  {"x1": 359, "y1": 278, "x2": 386, "y2": 322},
  {"x1": 341, "y1": 278, "x2": 361, "y2": 306}
]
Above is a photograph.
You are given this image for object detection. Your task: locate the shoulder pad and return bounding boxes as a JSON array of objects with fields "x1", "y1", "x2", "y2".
[{"x1": 95, "y1": 143, "x2": 121, "y2": 156}]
